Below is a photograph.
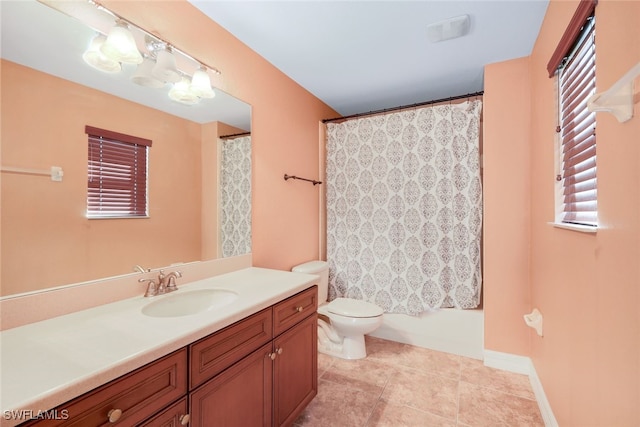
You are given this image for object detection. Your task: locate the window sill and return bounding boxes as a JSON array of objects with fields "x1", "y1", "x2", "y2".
[{"x1": 548, "y1": 222, "x2": 598, "y2": 234}]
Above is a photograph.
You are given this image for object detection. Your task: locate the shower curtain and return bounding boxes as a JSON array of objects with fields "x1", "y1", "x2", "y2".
[
  {"x1": 220, "y1": 135, "x2": 252, "y2": 257},
  {"x1": 325, "y1": 101, "x2": 482, "y2": 315}
]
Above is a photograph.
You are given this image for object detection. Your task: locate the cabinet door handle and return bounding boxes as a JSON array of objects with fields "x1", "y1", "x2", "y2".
[
  {"x1": 107, "y1": 408, "x2": 123, "y2": 423},
  {"x1": 268, "y1": 352, "x2": 277, "y2": 360},
  {"x1": 179, "y1": 414, "x2": 191, "y2": 425},
  {"x1": 296, "y1": 306, "x2": 304, "y2": 313},
  {"x1": 276, "y1": 347, "x2": 283, "y2": 355}
]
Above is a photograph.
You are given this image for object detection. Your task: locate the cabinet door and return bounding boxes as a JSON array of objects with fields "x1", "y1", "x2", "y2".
[
  {"x1": 190, "y1": 343, "x2": 273, "y2": 427},
  {"x1": 273, "y1": 314, "x2": 317, "y2": 427}
]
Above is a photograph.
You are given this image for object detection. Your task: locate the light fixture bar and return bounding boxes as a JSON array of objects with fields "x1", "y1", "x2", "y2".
[{"x1": 89, "y1": 0, "x2": 221, "y2": 75}]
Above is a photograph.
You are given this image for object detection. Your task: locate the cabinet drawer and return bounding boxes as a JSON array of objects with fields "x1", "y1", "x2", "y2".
[
  {"x1": 23, "y1": 349, "x2": 187, "y2": 427},
  {"x1": 273, "y1": 286, "x2": 317, "y2": 336},
  {"x1": 190, "y1": 307, "x2": 273, "y2": 389},
  {"x1": 139, "y1": 397, "x2": 189, "y2": 427}
]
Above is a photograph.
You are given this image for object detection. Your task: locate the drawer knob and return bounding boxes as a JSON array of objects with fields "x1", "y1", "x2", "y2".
[
  {"x1": 107, "y1": 408, "x2": 123, "y2": 423},
  {"x1": 296, "y1": 306, "x2": 304, "y2": 313},
  {"x1": 180, "y1": 414, "x2": 191, "y2": 425}
]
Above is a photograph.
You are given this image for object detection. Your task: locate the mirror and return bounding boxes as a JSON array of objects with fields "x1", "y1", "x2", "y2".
[{"x1": 0, "y1": 1, "x2": 252, "y2": 297}]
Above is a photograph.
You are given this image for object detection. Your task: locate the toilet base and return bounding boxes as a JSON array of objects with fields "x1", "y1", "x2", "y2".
[{"x1": 317, "y1": 320, "x2": 368, "y2": 360}]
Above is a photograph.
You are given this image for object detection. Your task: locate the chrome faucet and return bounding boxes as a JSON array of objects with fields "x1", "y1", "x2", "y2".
[
  {"x1": 157, "y1": 270, "x2": 182, "y2": 294},
  {"x1": 138, "y1": 277, "x2": 158, "y2": 297},
  {"x1": 137, "y1": 269, "x2": 182, "y2": 297}
]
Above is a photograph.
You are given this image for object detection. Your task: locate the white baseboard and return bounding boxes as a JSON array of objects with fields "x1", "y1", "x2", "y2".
[
  {"x1": 483, "y1": 349, "x2": 531, "y2": 374},
  {"x1": 528, "y1": 358, "x2": 559, "y2": 427},
  {"x1": 483, "y1": 350, "x2": 558, "y2": 427}
]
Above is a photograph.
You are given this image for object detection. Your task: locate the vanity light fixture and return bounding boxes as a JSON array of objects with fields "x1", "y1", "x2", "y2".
[
  {"x1": 169, "y1": 76, "x2": 200, "y2": 105},
  {"x1": 74, "y1": 0, "x2": 222, "y2": 106},
  {"x1": 131, "y1": 56, "x2": 165, "y2": 88},
  {"x1": 82, "y1": 34, "x2": 121, "y2": 73},
  {"x1": 100, "y1": 19, "x2": 143, "y2": 64},
  {"x1": 190, "y1": 66, "x2": 216, "y2": 99},
  {"x1": 152, "y1": 47, "x2": 181, "y2": 83}
]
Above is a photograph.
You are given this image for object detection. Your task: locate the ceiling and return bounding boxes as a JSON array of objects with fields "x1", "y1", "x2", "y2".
[{"x1": 189, "y1": 0, "x2": 549, "y2": 117}]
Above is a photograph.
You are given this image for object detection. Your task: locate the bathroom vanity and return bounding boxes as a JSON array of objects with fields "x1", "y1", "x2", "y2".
[{"x1": 1, "y1": 268, "x2": 318, "y2": 427}]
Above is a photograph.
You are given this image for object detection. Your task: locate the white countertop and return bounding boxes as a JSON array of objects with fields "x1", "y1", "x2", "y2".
[{"x1": 0, "y1": 267, "x2": 317, "y2": 426}]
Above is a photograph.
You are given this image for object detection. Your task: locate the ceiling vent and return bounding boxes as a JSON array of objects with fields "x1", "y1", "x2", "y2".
[{"x1": 426, "y1": 15, "x2": 470, "y2": 43}]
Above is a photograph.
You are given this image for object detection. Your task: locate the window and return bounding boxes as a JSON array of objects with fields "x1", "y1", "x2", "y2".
[
  {"x1": 548, "y1": 0, "x2": 597, "y2": 228},
  {"x1": 85, "y1": 126, "x2": 151, "y2": 218}
]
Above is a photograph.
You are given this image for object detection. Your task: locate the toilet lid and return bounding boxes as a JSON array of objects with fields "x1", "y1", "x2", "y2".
[{"x1": 327, "y1": 298, "x2": 384, "y2": 318}]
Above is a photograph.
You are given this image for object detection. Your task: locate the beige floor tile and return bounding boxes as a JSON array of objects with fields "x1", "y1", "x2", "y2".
[
  {"x1": 381, "y1": 365, "x2": 459, "y2": 420},
  {"x1": 460, "y1": 358, "x2": 535, "y2": 400},
  {"x1": 366, "y1": 336, "x2": 415, "y2": 364},
  {"x1": 321, "y1": 357, "x2": 392, "y2": 396},
  {"x1": 294, "y1": 379, "x2": 380, "y2": 427},
  {"x1": 396, "y1": 345, "x2": 462, "y2": 380},
  {"x1": 304, "y1": 338, "x2": 543, "y2": 427},
  {"x1": 318, "y1": 352, "x2": 335, "y2": 377},
  {"x1": 366, "y1": 400, "x2": 457, "y2": 427},
  {"x1": 457, "y1": 381, "x2": 544, "y2": 427}
]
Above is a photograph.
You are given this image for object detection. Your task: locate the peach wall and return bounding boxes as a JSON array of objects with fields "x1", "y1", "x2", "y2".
[
  {"x1": 1, "y1": 60, "x2": 204, "y2": 296},
  {"x1": 486, "y1": 0, "x2": 640, "y2": 424},
  {"x1": 483, "y1": 57, "x2": 532, "y2": 356},
  {"x1": 102, "y1": 1, "x2": 338, "y2": 272}
]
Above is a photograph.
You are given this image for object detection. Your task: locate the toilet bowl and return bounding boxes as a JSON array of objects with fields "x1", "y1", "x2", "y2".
[{"x1": 292, "y1": 261, "x2": 383, "y2": 360}]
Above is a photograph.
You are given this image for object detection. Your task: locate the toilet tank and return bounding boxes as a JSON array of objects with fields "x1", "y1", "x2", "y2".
[{"x1": 291, "y1": 260, "x2": 329, "y2": 304}]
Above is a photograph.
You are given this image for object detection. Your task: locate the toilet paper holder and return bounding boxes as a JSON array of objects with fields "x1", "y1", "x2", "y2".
[{"x1": 524, "y1": 308, "x2": 543, "y2": 336}]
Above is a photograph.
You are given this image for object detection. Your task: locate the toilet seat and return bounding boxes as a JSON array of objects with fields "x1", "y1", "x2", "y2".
[{"x1": 325, "y1": 298, "x2": 384, "y2": 318}]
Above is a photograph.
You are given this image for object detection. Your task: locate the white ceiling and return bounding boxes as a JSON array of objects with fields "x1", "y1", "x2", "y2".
[{"x1": 189, "y1": 0, "x2": 549, "y2": 117}]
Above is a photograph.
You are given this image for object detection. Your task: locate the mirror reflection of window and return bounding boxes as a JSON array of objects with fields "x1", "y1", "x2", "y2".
[{"x1": 220, "y1": 135, "x2": 252, "y2": 257}]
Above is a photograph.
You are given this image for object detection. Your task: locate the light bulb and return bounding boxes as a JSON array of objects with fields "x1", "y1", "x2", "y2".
[
  {"x1": 131, "y1": 57, "x2": 165, "y2": 88},
  {"x1": 101, "y1": 20, "x2": 143, "y2": 64},
  {"x1": 83, "y1": 34, "x2": 121, "y2": 73},
  {"x1": 190, "y1": 67, "x2": 215, "y2": 98},
  {"x1": 169, "y1": 77, "x2": 199, "y2": 105},
  {"x1": 153, "y1": 48, "x2": 181, "y2": 83}
]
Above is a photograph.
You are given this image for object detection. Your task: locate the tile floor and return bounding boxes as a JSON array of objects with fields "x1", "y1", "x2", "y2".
[{"x1": 294, "y1": 336, "x2": 544, "y2": 427}]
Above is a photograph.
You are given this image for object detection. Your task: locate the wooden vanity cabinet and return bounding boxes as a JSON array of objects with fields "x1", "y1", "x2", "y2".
[
  {"x1": 20, "y1": 286, "x2": 317, "y2": 427},
  {"x1": 189, "y1": 286, "x2": 318, "y2": 427}
]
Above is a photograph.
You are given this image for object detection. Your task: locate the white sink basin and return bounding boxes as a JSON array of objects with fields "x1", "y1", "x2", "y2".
[{"x1": 142, "y1": 289, "x2": 238, "y2": 318}]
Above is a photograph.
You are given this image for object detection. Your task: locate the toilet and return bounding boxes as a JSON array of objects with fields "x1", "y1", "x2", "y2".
[{"x1": 292, "y1": 260, "x2": 383, "y2": 360}]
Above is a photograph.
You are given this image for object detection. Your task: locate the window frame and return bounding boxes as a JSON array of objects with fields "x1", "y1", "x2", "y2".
[
  {"x1": 85, "y1": 125, "x2": 152, "y2": 219},
  {"x1": 549, "y1": 0, "x2": 598, "y2": 230}
]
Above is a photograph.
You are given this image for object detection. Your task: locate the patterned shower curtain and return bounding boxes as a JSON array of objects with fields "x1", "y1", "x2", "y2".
[
  {"x1": 326, "y1": 101, "x2": 482, "y2": 315},
  {"x1": 220, "y1": 135, "x2": 252, "y2": 257}
]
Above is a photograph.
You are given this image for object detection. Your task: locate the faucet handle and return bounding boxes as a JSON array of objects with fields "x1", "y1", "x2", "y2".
[
  {"x1": 138, "y1": 278, "x2": 158, "y2": 297},
  {"x1": 133, "y1": 265, "x2": 150, "y2": 273},
  {"x1": 165, "y1": 271, "x2": 182, "y2": 292}
]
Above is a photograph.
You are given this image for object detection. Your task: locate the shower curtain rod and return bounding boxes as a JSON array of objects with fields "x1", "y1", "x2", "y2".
[
  {"x1": 322, "y1": 91, "x2": 484, "y2": 123},
  {"x1": 219, "y1": 131, "x2": 251, "y2": 139}
]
